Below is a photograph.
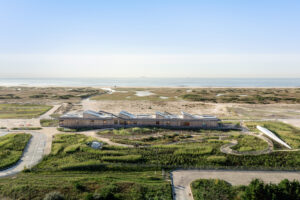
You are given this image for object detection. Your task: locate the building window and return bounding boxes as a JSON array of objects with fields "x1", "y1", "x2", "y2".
[
  {"x1": 156, "y1": 121, "x2": 160, "y2": 125},
  {"x1": 183, "y1": 122, "x2": 190, "y2": 126},
  {"x1": 90, "y1": 120, "x2": 94, "y2": 123},
  {"x1": 103, "y1": 120, "x2": 107, "y2": 124},
  {"x1": 114, "y1": 120, "x2": 118, "y2": 124},
  {"x1": 166, "y1": 121, "x2": 170, "y2": 126}
]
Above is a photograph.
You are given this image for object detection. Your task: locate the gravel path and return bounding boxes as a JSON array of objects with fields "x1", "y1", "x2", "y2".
[
  {"x1": 172, "y1": 169, "x2": 300, "y2": 200},
  {"x1": 0, "y1": 132, "x2": 46, "y2": 178}
]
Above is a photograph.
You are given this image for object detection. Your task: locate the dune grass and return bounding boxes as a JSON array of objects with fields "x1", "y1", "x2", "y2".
[
  {"x1": 0, "y1": 133, "x2": 31, "y2": 170},
  {"x1": 0, "y1": 104, "x2": 52, "y2": 119},
  {"x1": 245, "y1": 121, "x2": 300, "y2": 149},
  {"x1": 232, "y1": 135, "x2": 268, "y2": 152}
]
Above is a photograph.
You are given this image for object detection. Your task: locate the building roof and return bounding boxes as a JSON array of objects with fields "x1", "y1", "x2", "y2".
[{"x1": 119, "y1": 110, "x2": 136, "y2": 118}]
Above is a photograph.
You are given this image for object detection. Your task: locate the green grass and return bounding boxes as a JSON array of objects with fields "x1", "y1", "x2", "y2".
[
  {"x1": 0, "y1": 171, "x2": 171, "y2": 200},
  {"x1": 232, "y1": 135, "x2": 268, "y2": 152},
  {"x1": 11, "y1": 127, "x2": 42, "y2": 130},
  {"x1": 245, "y1": 121, "x2": 300, "y2": 149},
  {"x1": 40, "y1": 119, "x2": 59, "y2": 127},
  {"x1": 98, "y1": 127, "x2": 157, "y2": 136},
  {"x1": 0, "y1": 133, "x2": 31, "y2": 170},
  {"x1": 0, "y1": 104, "x2": 52, "y2": 119},
  {"x1": 191, "y1": 179, "x2": 300, "y2": 200}
]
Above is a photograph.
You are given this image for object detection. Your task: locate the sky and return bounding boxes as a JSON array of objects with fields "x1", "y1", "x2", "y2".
[{"x1": 0, "y1": 0, "x2": 300, "y2": 78}]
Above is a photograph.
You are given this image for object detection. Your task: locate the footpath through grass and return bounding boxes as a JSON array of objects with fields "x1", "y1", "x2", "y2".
[
  {"x1": 0, "y1": 104, "x2": 52, "y2": 119},
  {"x1": 0, "y1": 133, "x2": 31, "y2": 170}
]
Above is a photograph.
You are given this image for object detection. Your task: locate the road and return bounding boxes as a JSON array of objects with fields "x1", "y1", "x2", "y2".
[
  {"x1": 0, "y1": 131, "x2": 46, "y2": 178},
  {"x1": 171, "y1": 169, "x2": 300, "y2": 200}
]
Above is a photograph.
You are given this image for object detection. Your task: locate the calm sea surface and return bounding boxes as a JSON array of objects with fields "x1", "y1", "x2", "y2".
[{"x1": 0, "y1": 78, "x2": 299, "y2": 87}]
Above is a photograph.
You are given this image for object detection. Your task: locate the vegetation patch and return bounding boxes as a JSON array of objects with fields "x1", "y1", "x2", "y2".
[
  {"x1": 232, "y1": 135, "x2": 268, "y2": 152},
  {"x1": 0, "y1": 104, "x2": 52, "y2": 119},
  {"x1": 0, "y1": 133, "x2": 31, "y2": 170},
  {"x1": 191, "y1": 178, "x2": 300, "y2": 200},
  {"x1": 40, "y1": 119, "x2": 59, "y2": 127},
  {"x1": 245, "y1": 121, "x2": 300, "y2": 149},
  {"x1": 11, "y1": 127, "x2": 42, "y2": 130}
]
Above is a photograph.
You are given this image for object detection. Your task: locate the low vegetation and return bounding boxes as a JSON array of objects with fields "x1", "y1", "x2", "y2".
[
  {"x1": 0, "y1": 87, "x2": 103, "y2": 105},
  {"x1": 91, "y1": 87, "x2": 300, "y2": 104},
  {"x1": 98, "y1": 127, "x2": 157, "y2": 136},
  {"x1": 0, "y1": 104, "x2": 52, "y2": 119},
  {"x1": 232, "y1": 135, "x2": 268, "y2": 152},
  {"x1": 245, "y1": 121, "x2": 300, "y2": 149},
  {"x1": 11, "y1": 127, "x2": 42, "y2": 130},
  {"x1": 40, "y1": 119, "x2": 59, "y2": 127},
  {"x1": 191, "y1": 178, "x2": 300, "y2": 200},
  {"x1": 0, "y1": 133, "x2": 31, "y2": 170}
]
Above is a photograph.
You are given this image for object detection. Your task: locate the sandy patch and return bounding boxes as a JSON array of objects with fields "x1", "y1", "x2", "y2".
[{"x1": 135, "y1": 91, "x2": 155, "y2": 97}]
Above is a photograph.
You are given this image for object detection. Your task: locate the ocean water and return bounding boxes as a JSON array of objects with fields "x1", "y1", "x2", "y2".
[{"x1": 0, "y1": 78, "x2": 300, "y2": 87}]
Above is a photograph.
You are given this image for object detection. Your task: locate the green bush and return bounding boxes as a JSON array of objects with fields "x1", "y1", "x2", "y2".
[{"x1": 191, "y1": 179, "x2": 234, "y2": 200}]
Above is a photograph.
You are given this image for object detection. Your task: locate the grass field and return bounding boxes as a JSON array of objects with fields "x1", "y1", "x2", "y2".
[
  {"x1": 0, "y1": 133, "x2": 31, "y2": 170},
  {"x1": 232, "y1": 135, "x2": 268, "y2": 152},
  {"x1": 191, "y1": 179, "x2": 300, "y2": 200},
  {"x1": 245, "y1": 121, "x2": 300, "y2": 149},
  {"x1": 0, "y1": 104, "x2": 52, "y2": 119},
  {"x1": 0, "y1": 171, "x2": 171, "y2": 200}
]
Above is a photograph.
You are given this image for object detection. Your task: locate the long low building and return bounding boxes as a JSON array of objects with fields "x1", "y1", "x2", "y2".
[{"x1": 59, "y1": 110, "x2": 221, "y2": 129}]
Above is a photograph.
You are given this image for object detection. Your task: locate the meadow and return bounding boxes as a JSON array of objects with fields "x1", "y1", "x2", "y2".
[
  {"x1": 0, "y1": 133, "x2": 31, "y2": 170},
  {"x1": 0, "y1": 104, "x2": 52, "y2": 119}
]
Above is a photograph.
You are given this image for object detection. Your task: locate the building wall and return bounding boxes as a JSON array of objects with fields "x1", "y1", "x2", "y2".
[{"x1": 59, "y1": 117, "x2": 219, "y2": 129}]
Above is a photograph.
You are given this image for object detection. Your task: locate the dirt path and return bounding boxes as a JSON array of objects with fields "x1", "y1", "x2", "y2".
[
  {"x1": 0, "y1": 132, "x2": 46, "y2": 178},
  {"x1": 171, "y1": 169, "x2": 300, "y2": 200}
]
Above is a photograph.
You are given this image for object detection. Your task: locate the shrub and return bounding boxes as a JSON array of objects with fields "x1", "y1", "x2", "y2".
[{"x1": 206, "y1": 156, "x2": 227, "y2": 163}]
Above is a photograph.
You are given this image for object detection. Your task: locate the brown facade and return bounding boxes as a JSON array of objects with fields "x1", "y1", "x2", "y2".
[{"x1": 59, "y1": 117, "x2": 220, "y2": 129}]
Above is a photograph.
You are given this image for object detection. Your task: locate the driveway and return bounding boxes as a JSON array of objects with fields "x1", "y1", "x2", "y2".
[
  {"x1": 0, "y1": 132, "x2": 46, "y2": 178},
  {"x1": 171, "y1": 169, "x2": 300, "y2": 200}
]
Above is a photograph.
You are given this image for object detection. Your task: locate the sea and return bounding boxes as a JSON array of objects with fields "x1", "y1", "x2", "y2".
[{"x1": 0, "y1": 78, "x2": 300, "y2": 87}]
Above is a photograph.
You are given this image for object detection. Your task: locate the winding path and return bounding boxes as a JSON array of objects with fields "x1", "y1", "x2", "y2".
[
  {"x1": 0, "y1": 131, "x2": 46, "y2": 178},
  {"x1": 220, "y1": 132, "x2": 274, "y2": 155}
]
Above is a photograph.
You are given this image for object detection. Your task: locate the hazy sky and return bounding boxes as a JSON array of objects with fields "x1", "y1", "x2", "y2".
[{"x1": 0, "y1": 0, "x2": 300, "y2": 78}]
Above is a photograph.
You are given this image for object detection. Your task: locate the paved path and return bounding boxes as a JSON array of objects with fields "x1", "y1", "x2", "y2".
[
  {"x1": 171, "y1": 169, "x2": 300, "y2": 200},
  {"x1": 39, "y1": 105, "x2": 61, "y2": 119},
  {"x1": 0, "y1": 132, "x2": 46, "y2": 178}
]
